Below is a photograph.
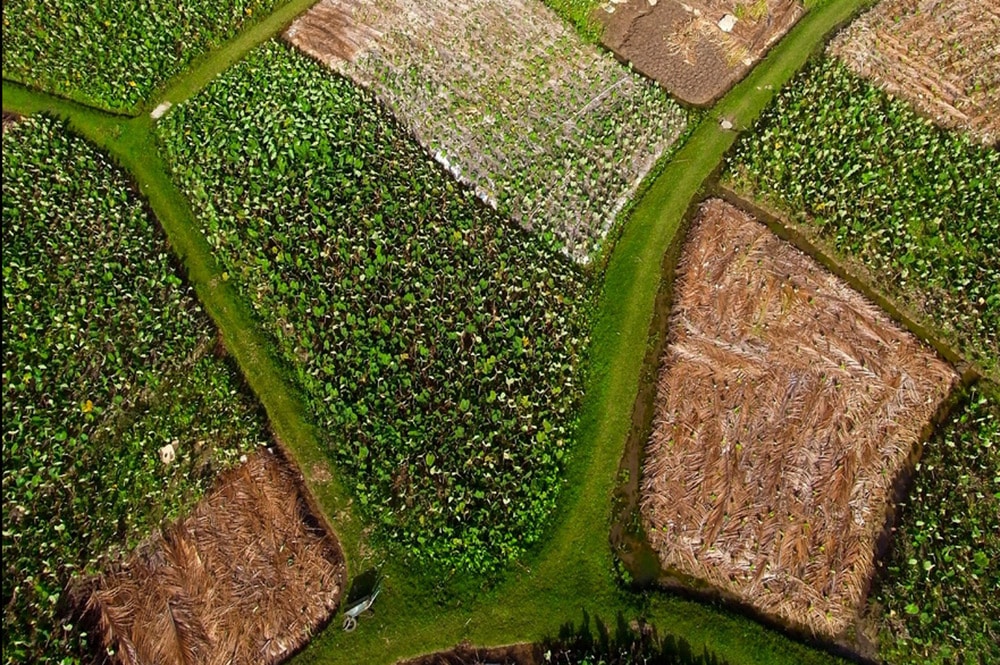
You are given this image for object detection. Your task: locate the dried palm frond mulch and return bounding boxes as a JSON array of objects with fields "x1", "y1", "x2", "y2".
[
  {"x1": 640, "y1": 199, "x2": 957, "y2": 640},
  {"x1": 828, "y1": 0, "x2": 1000, "y2": 146},
  {"x1": 84, "y1": 449, "x2": 345, "y2": 665}
]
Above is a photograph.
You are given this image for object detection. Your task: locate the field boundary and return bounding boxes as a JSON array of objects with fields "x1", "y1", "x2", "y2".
[{"x1": 713, "y1": 185, "x2": 985, "y2": 383}]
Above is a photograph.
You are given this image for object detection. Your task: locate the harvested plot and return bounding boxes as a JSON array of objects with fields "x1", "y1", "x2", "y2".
[
  {"x1": 286, "y1": 0, "x2": 686, "y2": 261},
  {"x1": 600, "y1": 0, "x2": 804, "y2": 105},
  {"x1": 641, "y1": 199, "x2": 957, "y2": 639},
  {"x1": 871, "y1": 385, "x2": 1000, "y2": 664},
  {"x1": 157, "y1": 42, "x2": 589, "y2": 576},
  {"x1": 829, "y1": 0, "x2": 1000, "y2": 146},
  {"x1": 85, "y1": 450, "x2": 344, "y2": 665},
  {"x1": 1, "y1": 0, "x2": 284, "y2": 111},
  {"x1": 2, "y1": 116, "x2": 267, "y2": 662},
  {"x1": 725, "y1": 58, "x2": 1000, "y2": 377}
]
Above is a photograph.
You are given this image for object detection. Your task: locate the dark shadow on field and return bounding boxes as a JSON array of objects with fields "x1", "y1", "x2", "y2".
[
  {"x1": 541, "y1": 610, "x2": 729, "y2": 665},
  {"x1": 345, "y1": 567, "x2": 380, "y2": 606}
]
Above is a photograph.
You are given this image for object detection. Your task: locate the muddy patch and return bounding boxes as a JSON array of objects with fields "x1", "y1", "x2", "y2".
[{"x1": 600, "y1": 0, "x2": 804, "y2": 106}]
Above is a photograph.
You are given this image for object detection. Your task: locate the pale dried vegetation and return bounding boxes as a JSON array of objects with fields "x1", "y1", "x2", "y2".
[
  {"x1": 285, "y1": 0, "x2": 685, "y2": 262},
  {"x1": 829, "y1": 0, "x2": 1000, "y2": 145},
  {"x1": 640, "y1": 199, "x2": 957, "y2": 639},
  {"x1": 85, "y1": 451, "x2": 344, "y2": 665}
]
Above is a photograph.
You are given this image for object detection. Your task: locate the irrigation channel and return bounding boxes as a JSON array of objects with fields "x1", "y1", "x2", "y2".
[{"x1": 3, "y1": 0, "x2": 876, "y2": 663}]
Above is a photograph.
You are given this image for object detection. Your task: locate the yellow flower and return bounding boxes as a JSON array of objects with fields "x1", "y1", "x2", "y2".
[{"x1": 81, "y1": 399, "x2": 94, "y2": 413}]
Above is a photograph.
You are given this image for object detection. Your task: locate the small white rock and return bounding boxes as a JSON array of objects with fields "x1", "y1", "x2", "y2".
[
  {"x1": 718, "y1": 14, "x2": 738, "y2": 33},
  {"x1": 720, "y1": 118, "x2": 734, "y2": 130},
  {"x1": 649, "y1": 0, "x2": 658, "y2": 5},
  {"x1": 150, "y1": 101, "x2": 172, "y2": 120},
  {"x1": 159, "y1": 442, "x2": 176, "y2": 465}
]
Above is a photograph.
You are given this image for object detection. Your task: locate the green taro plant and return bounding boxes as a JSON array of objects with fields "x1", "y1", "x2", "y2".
[
  {"x1": 2, "y1": 0, "x2": 284, "y2": 112},
  {"x1": 157, "y1": 42, "x2": 590, "y2": 578},
  {"x1": 2, "y1": 116, "x2": 266, "y2": 664},
  {"x1": 725, "y1": 58, "x2": 1000, "y2": 376},
  {"x1": 873, "y1": 385, "x2": 999, "y2": 664}
]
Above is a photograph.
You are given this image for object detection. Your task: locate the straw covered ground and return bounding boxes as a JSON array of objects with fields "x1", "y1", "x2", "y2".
[
  {"x1": 640, "y1": 199, "x2": 957, "y2": 639},
  {"x1": 829, "y1": 0, "x2": 1000, "y2": 145},
  {"x1": 84, "y1": 450, "x2": 345, "y2": 665},
  {"x1": 285, "y1": 0, "x2": 685, "y2": 261}
]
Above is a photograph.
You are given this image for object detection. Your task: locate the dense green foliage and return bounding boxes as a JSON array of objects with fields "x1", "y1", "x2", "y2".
[
  {"x1": 874, "y1": 385, "x2": 999, "y2": 665},
  {"x1": 2, "y1": 116, "x2": 266, "y2": 663},
  {"x1": 158, "y1": 42, "x2": 590, "y2": 577},
  {"x1": 1, "y1": 0, "x2": 283, "y2": 112},
  {"x1": 725, "y1": 59, "x2": 1000, "y2": 375}
]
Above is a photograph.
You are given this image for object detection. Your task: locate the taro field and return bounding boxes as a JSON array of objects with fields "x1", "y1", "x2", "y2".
[
  {"x1": 724, "y1": 58, "x2": 1000, "y2": 377},
  {"x1": 1, "y1": 0, "x2": 285, "y2": 112},
  {"x1": 872, "y1": 385, "x2": 999, "y2": 664},
  {"x1": 156, "y1": 42, "x2": 590, "y2": 577},
  {"x1": 2, "y1": 116, "x2": 267, "y2": 663},
  {"x1": 286, "y1": 0, "x2": 687, "y2": 262}
]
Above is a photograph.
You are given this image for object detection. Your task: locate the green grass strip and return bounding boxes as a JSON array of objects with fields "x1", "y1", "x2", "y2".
[{"x1": 2, "y1": 0, "x2": 874, "y2": 661}]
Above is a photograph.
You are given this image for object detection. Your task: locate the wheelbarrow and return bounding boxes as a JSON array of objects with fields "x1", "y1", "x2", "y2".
[{"x1": 342, "y1": 579, "x2": 381, "y2": 632}]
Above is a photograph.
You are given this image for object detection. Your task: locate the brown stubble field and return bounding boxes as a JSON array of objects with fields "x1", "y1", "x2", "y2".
[
  {"x1": 640, "y1": 199, "x2": 957, "y2": 640},
  {"x1": 83, "y1": 451, "x2": 345, "y2": 665},
  {"x1": 600, "y1": 0, "x2": 803, "y2": 105},
  {"x1": 829, "y1": 0, "x2": 1000, "y2": 146}
]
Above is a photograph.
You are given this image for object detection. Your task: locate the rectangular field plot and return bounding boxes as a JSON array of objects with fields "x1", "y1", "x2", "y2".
[
  {"x1": 157, "y1": 42, "x2": 589, "y2": 577},
  {"x1": 641, "y1": 199, "x2": 957, "y2": 639},
  {"x1": 600, "y1": 0, "x2": 804, "y2": 106},
  {"x1": 829, "y1": 0, "x2": 1000, "y2": 146},
  {"x1": 285, "y1": 0, "x2": 687, "y2": 261},
  {"x1": 86, "y1": 451, "x2": 344, "y2": 665}
]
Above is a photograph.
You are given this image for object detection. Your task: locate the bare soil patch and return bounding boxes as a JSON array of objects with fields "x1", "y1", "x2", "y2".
[
  {"x1": 640, "y1": 199, "x2": 957, "y2": 640},
  {"x1": 2, "y1": 111, "x2": 21, "y2": 133},
  {"x1": 285, "y1": 0, "x2": 686, "y2": 262},
  {"x1": 83, "y1": 450, "x2": 345, "y2": 665},
  {"x1": 600, "y1": 0, "x2": 804, "y2": 106},
  {"x1": 829, "y1": 0, "x2": 1000, "y2": 146}
]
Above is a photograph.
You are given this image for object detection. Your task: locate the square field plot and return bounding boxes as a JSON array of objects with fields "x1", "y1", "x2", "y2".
[
  {"x1": 285, "y1": 0, "x2": 686, "y2": 262},
  {"x1": 829, "y1": 0, "x2": 1000, "y2": 146},
  {"x1": 600, "y1": 0, "x2": 804, "y2": 105},
  {"x1": 641, "y1": 199, "x2": 957, "y2": 638}
]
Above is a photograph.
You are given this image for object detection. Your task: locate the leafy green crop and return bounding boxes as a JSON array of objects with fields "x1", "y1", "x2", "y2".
[
  {"x1": 725, "y1": 59, "x2": 1000, "y2": 375},
  {"x1": 873, "y1": 385, "x2": 999, "y2": 664},
  {"x1": 2, "y1": 116, "x2": 267, "y2": 663},
  {"x1": 2, "y1": 0, "x2": 283, "y2": 112},
  {"x1": 157, "y1": 42, "x2": 590, "y2": 578}
]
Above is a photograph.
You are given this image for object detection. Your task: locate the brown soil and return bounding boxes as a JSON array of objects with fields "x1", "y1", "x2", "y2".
[
  {"x1": 83, "y1": 450, "x2": 345, "y2": 665},
  {"x1": 397, "y1": 642, "x2": 540, "y2": 665},
  {"x1": 600, "y1": 0, "x2": 804, "y2": 105},
  {"x1": 640, "y1": 199, "x2": 957, "y2": 640},
  {"x1": 2, "y1": 111, "x2": 21, "y2": 133},
  {"x1": 829, "y1": 0, "x2": 1000, "y2": 146}
]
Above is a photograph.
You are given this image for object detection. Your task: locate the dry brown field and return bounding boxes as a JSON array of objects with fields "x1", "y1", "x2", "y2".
[
  {"x1": 640, "y1": 199, "x2": 957, "y2": 639},
  {"x1": 600, "y1": 0, "x2": 803, "y2": 105},
  {"x1": 84, "y1": 451, "x2": 344, "y2": 665},
  {"x1": 829, "y1": 0, "x2": 1000, "y2": 145}
]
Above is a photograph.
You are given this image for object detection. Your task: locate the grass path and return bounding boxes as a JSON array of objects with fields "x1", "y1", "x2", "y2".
[{"x1": 3, "y1": 0, "x2": 873, "y2": 663}]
